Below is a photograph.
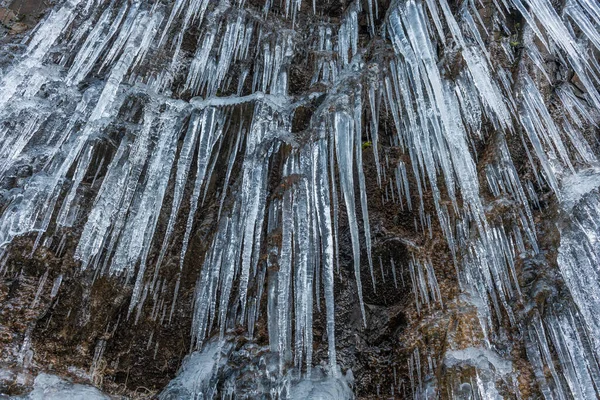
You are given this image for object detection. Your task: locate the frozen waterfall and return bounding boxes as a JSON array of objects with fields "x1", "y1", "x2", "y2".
[{"x1": 0, "y1": 0, "x2": 600, "y2": 397}]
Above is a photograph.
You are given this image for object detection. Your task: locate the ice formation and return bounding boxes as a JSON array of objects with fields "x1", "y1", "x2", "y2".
[
  {"x1": 11, "y1": 373, "x2": 111, "y2": 400},
  {"x1": 0, "y1": 0, "x2": 600, "y2": 397}
]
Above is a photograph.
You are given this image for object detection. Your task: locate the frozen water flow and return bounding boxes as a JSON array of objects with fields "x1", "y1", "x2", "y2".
[{"x1": 1, "y1": 0, "x2": 600, "y2": 397}]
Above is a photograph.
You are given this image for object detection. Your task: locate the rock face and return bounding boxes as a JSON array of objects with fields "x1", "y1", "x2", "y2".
[{"x1": 0, "y1": 0, "x2": 600, "y2": 399}]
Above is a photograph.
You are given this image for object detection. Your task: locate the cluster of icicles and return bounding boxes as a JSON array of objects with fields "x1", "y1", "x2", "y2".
[{"x1": 1, "y1": 0, "x2": 600, "y2": 397}]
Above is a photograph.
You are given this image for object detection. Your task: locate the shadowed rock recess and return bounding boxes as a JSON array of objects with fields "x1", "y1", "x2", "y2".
[{"x1": 0, "y1": 0, "x2": 599, "y2": 398}]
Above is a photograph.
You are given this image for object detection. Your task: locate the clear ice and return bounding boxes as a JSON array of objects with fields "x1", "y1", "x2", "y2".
[{"x1": 1, "y1": 0, "x2": 600, "y2": 397}]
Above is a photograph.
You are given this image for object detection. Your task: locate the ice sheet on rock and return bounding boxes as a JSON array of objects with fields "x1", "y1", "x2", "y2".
[
  {"x1": 443, "y1": 347, "x2": 514, "y2": 400},
  {"x1": 444, "y1": 348, "x2": 513, "y2": 376},
  {"x1": 559, "y1": 167, "x2": 600, "y2": 211},
  {"x1": 557, "y1": 171, "x2": 600, "y2": 354},
  {"x1": 289, "y1": 367, "x2": 354, "y2": 400},
  {"x1": 159, "y1": 339, "x2": 232, "y2": 400},
  {"x1": 13, "y1": 373, "x2": 111, "y2": 400}
]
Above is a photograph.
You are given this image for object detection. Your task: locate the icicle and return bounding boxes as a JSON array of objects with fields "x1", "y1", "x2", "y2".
[
  {"x1": 313, "y1": 134, "x2": 338, "y2": 371},
  {"x1": 333, "y1": 108, "x2": 366, "y2": 325},
  {"x1": 31, "y1": 269, "x2": 49, "y2": 308}
]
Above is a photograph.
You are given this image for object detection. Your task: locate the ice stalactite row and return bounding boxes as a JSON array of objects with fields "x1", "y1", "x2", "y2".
[
  {"x1": 407, "y1": 256, "x2": 442, "y2": 315},
  {"x1": 0, "y1": 0, "x2": 372, "y2": 382},
  {"x1": 534, "y1": 170, "x2": 600, "y2": 400},
  {"x1": 2, "y1": 0, "x2": 600, "y2": 397},
  {"x1": 382, "y1": 0, "x2": 600, "y2": 396},
  {"x1": 525, "y1": 307, "x2": 600, "y2": 400},
  {"x1": 385, "y1": 0, "x2": 521, "y2": 334},
  {"x1": 386, "y1": 0, "x2": 600, "y2": 397}
]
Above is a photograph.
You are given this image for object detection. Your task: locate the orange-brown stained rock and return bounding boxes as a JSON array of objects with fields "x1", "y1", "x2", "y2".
[
  {"x1": 0, "y1": 7, "x2": 17, "y2": 24},
  {"x1": 9, "y1": 22, "x2": 27, "y2": 34}
]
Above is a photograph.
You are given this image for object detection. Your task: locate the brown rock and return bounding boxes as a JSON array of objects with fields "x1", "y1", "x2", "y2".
[
  {"x1": 0, "y1": 7, "x2": 17, "y2": 24},
  {"x1": 9, "y1": 21, "x2": 27, "y2": 34}
]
